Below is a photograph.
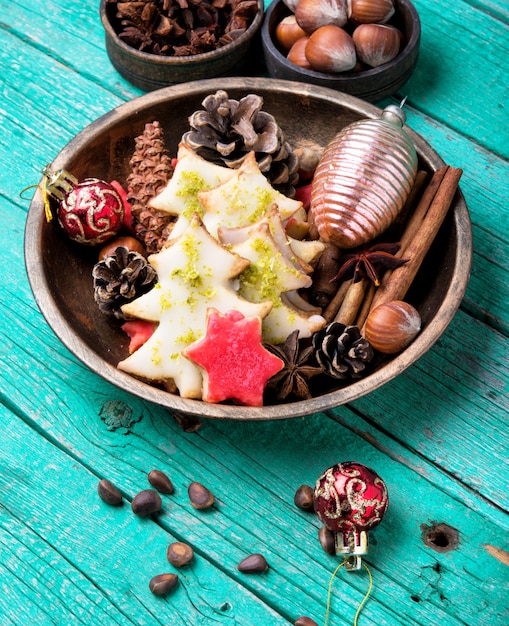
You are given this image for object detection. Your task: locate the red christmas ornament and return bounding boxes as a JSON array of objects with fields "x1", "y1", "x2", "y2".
[
  {"x1": 314, "y1": 462, "x2": 388, "y2": 570},
  {"x1": 43, "y1": 168, "x2": 124, "y2": 245}
]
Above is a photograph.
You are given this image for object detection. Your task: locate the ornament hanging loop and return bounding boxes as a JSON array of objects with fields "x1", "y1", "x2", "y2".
[
  {"x1": 337, "y1": 530, "x2": 368, "y2": 571},
  {"x1": 42, "y1": 165, "x2": 78, "y2": 200}
]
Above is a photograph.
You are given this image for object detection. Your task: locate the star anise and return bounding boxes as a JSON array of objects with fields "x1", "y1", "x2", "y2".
[
  {"x1": 265, "y1": 331, "x2": 322, "y2": 401},
  {"x1": 332, "y1": 242, "x2": 409, "y2": 287}
]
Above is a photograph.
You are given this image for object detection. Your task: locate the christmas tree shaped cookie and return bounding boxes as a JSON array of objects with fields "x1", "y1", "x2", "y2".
[
  {"x1": 183, "y1": 308, "x2": 283, "y2": 406},
  {"x1": 118, "y1": 214, "x2": 272, "y2": 398},
  {"x1": 219, "y1": 205, "x2": 324, "y2": 272},
  {"x1": 149, "y1": 144, "x2": 236, "y2": 239},
  {"x1": 231, "y1": 222, "x2": 326, "y2": 344},
  {"x1": 199, "y1": 151, "x2": 303, "y2": 237}
]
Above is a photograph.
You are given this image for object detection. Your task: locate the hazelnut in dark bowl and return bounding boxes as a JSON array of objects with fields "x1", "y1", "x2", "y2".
[
  {"x1": 100, "y1": 0, "x2": 265, "y2": 91},
  {"x1": 261, "y1": 0, "x2": 420, "y2": 102}
]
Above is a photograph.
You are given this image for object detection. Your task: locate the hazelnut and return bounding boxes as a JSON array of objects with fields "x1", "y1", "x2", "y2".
[
  {"x1": 348, "y1": 0, "x2": 395, "y2": 25},
  {"x1": 287, "y1": 36, "x2": 312, "y2": 69},
  {"x1": 295, "y1": 0, "x2": 348, "y2": 34},
  {"x1": 281, "y1": 0, "x2": 300, "y2": 11},
  {"x1": 98, "y1": 236, "x2": 146, "y2": 260},
  {"x1": 364, "y1": 300, "x2": 421, "y2": 354},
  {"x1": 352, "y1": 23, "x2": 402, "y2": 67},
  {"x1": 305, "y1": 25, "x2": 357, "y2": 73},
  {"x1": 276, "y1": 15, "x2": 308, "y2": 52}
]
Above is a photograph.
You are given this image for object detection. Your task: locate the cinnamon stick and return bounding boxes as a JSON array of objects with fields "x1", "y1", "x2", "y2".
[
  {"x1": 335, "y1": 279, "x2": 368, "y2": 325},
  {"x1": 323, "y1": 279, "x2": 352, "y2": 323},
  {"x1": 355, "y1": 282, "x2": 376, "y2": 328},
  {"x1": 390, "y1": 169, "x2": 429, "y2": 239},
  {"x1": 398, "y1": 166, "x2": 449, "y2": 254},
  {"x1": 367, "y1": 166, "x2": 462, "y2": 315}
]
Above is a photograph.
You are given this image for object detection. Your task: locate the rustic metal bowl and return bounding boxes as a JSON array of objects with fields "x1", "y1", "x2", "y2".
[
  {"x1": 24, "y1": 77, "x2": 471, "y2": 420},
  {"x1": 261, "y1": 0, "x2": 420, "y2": 102},
  {"x1": 99, "y1": 0, "x2": 265, "y2": 91}
]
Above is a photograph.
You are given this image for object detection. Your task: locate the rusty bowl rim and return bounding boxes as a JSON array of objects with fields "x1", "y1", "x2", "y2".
[
  {"x1": 261, "y1": 0, "x2": 420, "y2": 83},
  {"x1": 24, "y1": 77, "x2": 472, "y2": 421},
  {"x1": 99, "y1": 0, "x2": 265, "y2": 66}
]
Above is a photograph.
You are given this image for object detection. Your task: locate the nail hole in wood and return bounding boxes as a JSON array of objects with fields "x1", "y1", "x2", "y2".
[{"x1": 421, "y1": 522, "x2": 459, "y2": 553}]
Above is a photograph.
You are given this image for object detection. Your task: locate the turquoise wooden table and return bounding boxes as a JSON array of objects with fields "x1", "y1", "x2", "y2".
[{"x1": 1, "y1": 0, "x2": 508, "y2": 624}]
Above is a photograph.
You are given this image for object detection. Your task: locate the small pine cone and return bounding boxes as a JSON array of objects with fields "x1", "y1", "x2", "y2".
[
  {"x1": 313, "y1": 322, "x2": 374, "y2": 379},
  {"x1": 127, "y1": 121, "x2": 175, "y2": 253},
  {"x1": 181, "y1": 90, "x2": 300, "y2": 196},
  {"x1": 92, "y1": 246, "x2": 157, "y2": 319}
]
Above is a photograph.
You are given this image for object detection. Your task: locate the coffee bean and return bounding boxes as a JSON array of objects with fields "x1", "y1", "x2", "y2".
[
  {"x1": 187, "y1": 481, "x2": 214, "y2": 510},
  {"x1": 131, "y1": 489, "x2": 162, "y2": 517},
  {"x1": 148, "y1": 469, "x2": 174, "y2": 494},
  {"x1": 295, "y1": 617, "x2": 319, "y2": 626},
  {"x1": 97, "y1": 479, "x2": 123, "y2": 506},
  {"x1": 166, "y1": 542, "x2": 194, "y2": 567},
  {"x1": 318, "y1": 525, "x2": 336, "y2": 555},
  {"x1": 237, "y1": 553, "x2": 269, "y2": 573},
  {"x1": 294, "y1": 485, "x2": 314, "y2": 511},
  {"x1": 148, "y1": 573, "x2": 179, "y2": 596}
]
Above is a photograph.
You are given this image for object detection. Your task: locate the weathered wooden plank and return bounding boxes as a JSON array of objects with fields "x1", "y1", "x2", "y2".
[
  {"x1": 2, "y1": 364, "x2": 508, "y2": 626},
  {"x1": 0, "y1": 405, "x2": 293, "y2": 626},
  {"x1": 404, "y1": 0, "x2": 509, "y2": 158},
  {"x1": 4, "y1": 0, "x2": 140, "y2": 99}
]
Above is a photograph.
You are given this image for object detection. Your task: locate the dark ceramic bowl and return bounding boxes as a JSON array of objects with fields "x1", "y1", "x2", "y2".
[
  {"x1": 25, "y1": 77, "x2": 471, "y2": 420},
  {"x1": 262, "y1": 0, "x2": 420, "y2": 102},
  {"x1": 100, "y1": 0, "x2": 265, "y2": 91}
]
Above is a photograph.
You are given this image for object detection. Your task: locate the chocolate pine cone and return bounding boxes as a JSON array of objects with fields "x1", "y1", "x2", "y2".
[{"x1": 127, "y1": 121, "x2": 175, "y2": 253}]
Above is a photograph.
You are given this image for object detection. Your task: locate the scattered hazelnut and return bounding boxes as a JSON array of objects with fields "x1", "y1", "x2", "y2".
[
  {"x1": 237, "y1": 553, "x2": 269, "y2": 573},
  {"x1": 131, "y1": 489, "x2": 162, "y2": 517},
  {"x1": 318, "y1": 525, "x2": 336, "y2": 554},
  {"x1": 188, "y1": 481, "x2": 215, "y2": 510},
  {"x1": 294, "y1": 484, "x2": 315, "y2": 510},
  {"x1": 97, "y1": 479, "x2": 123, "y2": 506},
  {"x1": 166, "y1": 542, "x2": 195, "y2": 567},
  {"x1": 295, "y1": 617, "x2": 320, "y2": 626},
  {"x1": 148, "y1": 573, "x2": 179, "y2": 596},
  {"x1": 148, "y1": 469, "x2": 174, "y2": 494}
]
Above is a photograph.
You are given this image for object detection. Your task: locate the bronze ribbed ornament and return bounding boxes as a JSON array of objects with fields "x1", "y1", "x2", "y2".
[{"x1": 310, "y1": 105, "x2": 418, "y2": 249}]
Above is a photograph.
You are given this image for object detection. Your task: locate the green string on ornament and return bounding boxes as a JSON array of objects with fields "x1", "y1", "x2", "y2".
[
  {"x1": 18, "y1": 178, "x2": 53, "y2": 222},
  {"x1": 324, "y1": 560, "x2": 373, "y2": 626}
]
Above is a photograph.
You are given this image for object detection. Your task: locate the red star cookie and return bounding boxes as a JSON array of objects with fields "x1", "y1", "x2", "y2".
[{"x1": 183, "y1": 308, "x2": 283, "y2": 406}]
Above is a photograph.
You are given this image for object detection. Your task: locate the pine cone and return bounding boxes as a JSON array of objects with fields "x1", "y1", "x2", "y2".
[
  {"x1": 93, "y1": 247, "x2": 157, "y2": 319},
  {"x1": 181, "y1": 90, "x2": 300, "y2": 196},
  {"x1": 127, "y1": 121, "x2": 175, "y2": 254},
  {"x1": 313, "y1": 322, "x2": 374, "y2": 379}
]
